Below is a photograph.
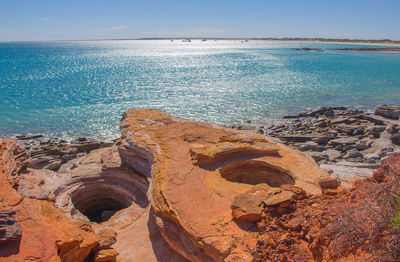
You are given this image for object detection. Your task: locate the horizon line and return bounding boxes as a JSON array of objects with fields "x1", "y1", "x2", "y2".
[{"x1": 1, "y1": 37, "x2": 400, "y2": 44}]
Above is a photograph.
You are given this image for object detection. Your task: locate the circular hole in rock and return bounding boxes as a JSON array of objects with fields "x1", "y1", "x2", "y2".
[
  {"x1": 219, "y1": 160, "x2": 295, "y2": 187},
  {"x1": 71, "y1": 183, "x2": 134, "y2": 223}
]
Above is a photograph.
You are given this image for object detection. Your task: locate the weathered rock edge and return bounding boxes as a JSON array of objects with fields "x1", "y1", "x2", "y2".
[{"x1": 118, "y1": 108, "x2": 331, "y2": 261}]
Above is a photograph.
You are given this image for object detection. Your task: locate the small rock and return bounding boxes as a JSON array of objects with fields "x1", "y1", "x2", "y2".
[
  {"x1": 344, "y1": 151, "x2": 363, "y2": 159},
  {"x1": 94, "y1": 248, "x2": 119, "y2": 262},
  {"x1": 386, "y1": 124, "x2": 397, "y2": 134},
  {"x1": 391, "y1": 133, "x2": 400, "y2": 145},
  {"x1": 263, "y1": 191, "x2": 294, "y2": 207},
  {"x1": 231, "y1": 189, "x2": 270, "y2": 222},
  {"x1": 306, "y1": 151, "x2": 328, "y2": 162},
  {"x1": 366, "y1": 125, "x2": 386, "y2": 138},
  {"x1": 318, "y1": 178, "x2": 340, "y2": 189},
  {"x1": 78, "y1": 136, "x2": 87, "y2": 142},
  {"x1": 329, "y1": 137, "x2": 358, "y2": 146},
  {"x1": 322, "y1": 149, "x2": 341, "y2": 162},
  {"x1": 374, "y1": 104, "x2": 400, "y2": 120},
  {"x1": 298, "y1": 141, "x2": 318, "y2": 151}
]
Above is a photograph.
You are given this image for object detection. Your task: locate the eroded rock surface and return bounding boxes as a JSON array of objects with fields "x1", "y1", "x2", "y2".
[
  {"x1": 118, "y1": 108, "x2": 331, "y2": 261},
  {"x1": 0, "y1": 210, "x2": 22, "y2": 243},
  {"x1": 0, "y1": 139, "x2": 104, "y2": 262},
  {"x1": 1, "y1": 109, "x2": 338, "y2": 262}
]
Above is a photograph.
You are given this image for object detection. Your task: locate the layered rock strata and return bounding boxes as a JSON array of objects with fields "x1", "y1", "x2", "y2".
[
  {"x1": 0, "y1": 139, "x2": 108, "y2": 262},
  {"x1": 230, "y1": 106, "x2": 400, "y2": 180},
  {"x1": 117, "y1": 108, "x2": 331, "y2": 261},
  {"x1": 1, "y1": 109, "x2": 336, "y2": 261}
]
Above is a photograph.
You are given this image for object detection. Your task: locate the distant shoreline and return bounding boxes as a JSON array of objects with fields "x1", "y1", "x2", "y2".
[
  {"x1": 2, "y1": 38, "x2": 400, "y2": 46},
  {"x1": 135, "y1": 38, "x2": 400, "y2": 47}
]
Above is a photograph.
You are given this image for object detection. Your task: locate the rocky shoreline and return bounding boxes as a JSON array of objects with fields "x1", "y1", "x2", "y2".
[
  {"x1": 7, "y1": 134, "x2": 112, "y2": 171},
  {"x1": 228, "y1": 104, "x2": 400, "y2": 179},
  {"x1": 1, "y1": 106, "x2": 400, "y2": 261},
  {"x1": 8, "y1": 104, "x2": 400, "y2": 179}
]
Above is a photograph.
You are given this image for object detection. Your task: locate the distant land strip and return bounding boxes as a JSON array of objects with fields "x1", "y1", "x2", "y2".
[
  {"x1": 134, "y1": 37, "x2": 400, "y2": 45},
  {"x1": 331, "y1": 47, "x2": 400, "y2": 51}
]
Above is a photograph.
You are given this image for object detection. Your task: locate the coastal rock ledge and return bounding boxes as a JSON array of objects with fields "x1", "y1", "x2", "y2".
[{"x1": 0, "y1": 109, "x2": 334, "y2": 261}]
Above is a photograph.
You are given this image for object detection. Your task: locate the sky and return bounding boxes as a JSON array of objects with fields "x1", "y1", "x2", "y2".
[{"x1": 1, "y1": 0, "x2": 400, "y2": 42}]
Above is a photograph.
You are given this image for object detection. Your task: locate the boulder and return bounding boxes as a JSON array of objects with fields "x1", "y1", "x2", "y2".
[
  {"x1": 318, "y1": 178, "x2": 339, "y2": 189},
  {"x1": 231, "y1": 188, "x2": 270, "y2": 222},
  {"x1": 374, "y1": 104, "x2": 400, "y2": 120},
  {"x1": 263, "y1": 191, "x2": 295, "y2": 207}
]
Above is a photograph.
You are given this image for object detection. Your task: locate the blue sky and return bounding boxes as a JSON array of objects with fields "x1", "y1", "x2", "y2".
[{"x1": 1, "y1": 0, "x2": 399, "y2": 41}]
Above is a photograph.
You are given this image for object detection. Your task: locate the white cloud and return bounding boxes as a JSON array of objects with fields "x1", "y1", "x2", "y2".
[{"x1": 99, "y1": 25, "x2": 128, "y2": 32}]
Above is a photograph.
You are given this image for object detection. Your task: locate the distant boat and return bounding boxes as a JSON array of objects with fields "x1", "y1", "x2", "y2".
[
  {"x1": 182, "y1": 39, "x2": 191, "y2": 42},
  {"x1": 202, "y1": 39, "x2": 207, "y2": 42}
]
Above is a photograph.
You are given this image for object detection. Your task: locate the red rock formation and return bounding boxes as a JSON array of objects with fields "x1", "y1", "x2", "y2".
[
  {"x1": 0, "y1": 139, "x2": 105, "y2": 262},
  {"x1": 255, "y1": 153, "x2": 400, "y2": 261},
  {"x1": 1, "y1": 109, "x2": 343, "y2": 261},
  {"x1": 118, "y1": 109, "x2": 331, "y2": 261}
]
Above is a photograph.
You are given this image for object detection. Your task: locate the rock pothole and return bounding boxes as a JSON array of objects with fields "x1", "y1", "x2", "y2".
[
  {"x1": 219, "y1": 160, "x2": 295, "y2": 187},
  {"x1": 70, "y1": 183, "x2": 133, "y2": 223}
]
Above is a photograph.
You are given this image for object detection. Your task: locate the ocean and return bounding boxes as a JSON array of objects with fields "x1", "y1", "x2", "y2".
[{"x1": 1, "y1": 40, "x2": 400, "y2": 140}]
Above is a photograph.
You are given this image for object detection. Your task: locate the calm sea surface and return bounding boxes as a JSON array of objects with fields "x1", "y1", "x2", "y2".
[{"x1": 1, "y1": 40, "x2": 400, "y2": 140}]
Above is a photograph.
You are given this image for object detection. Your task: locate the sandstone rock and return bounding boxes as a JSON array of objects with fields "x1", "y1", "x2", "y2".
[
  {"x1": 0, "y1": 139, "x2": 101, "y2": 261},
  {"x1": 312, "y1": 135, "x2": 334, "y2": 145},
  {"x1": 320, "y1": 162, "x2": 376, "y2": 179},
  {"x1": 118, "y1": 108, "x2": 329, "y2": 261},
  {"x1": 280, "y1": 184, "x2": 306, "y2": 199},
  {"x1": 354, "y1": 139, "x2": 371, "y2": 150},
  {"x1": 225, "y1": 252, "x2": 254, "y2": 262},
  {"x1": 391, "y1": 133, "x2": 400, "y2": 145},
  {"x1": 344, "y1": 151, "x2": 363, "y2": 159},
  {"x1": 386, "y1": 124, "x2": 398, "y2": 134},
  {"x1": 231, "y1": 189, "x2": 270, "y2": 222},
  {"x1": 101, "y1": 146, "x2": 122, "y2": 169},
  {"x1": 318, "y1": 178, "x2": 339, "y2": 189},
  {"x1": 95, "y1": 228, "x2": 117, "y2": 248},
  {"x1": 335, "y1": 124, "x2": 358, "y2": 135},
  {"x1": 30, "y1": 154, "x2": 57, "y2": 168},
  {"x1": 374, "y1": 104, "x2": 400, "y2": 120},
  {"x1": 0, "y1": 210, "x2": 22, "y2": 242},
  {"x1": 366, "y1": 125, "x2": 386, "y2": 138},
  {"x1": 322, "y1": 149, "x2": 341, "y2": 162},
  {"x1": 42, "y1": 159, "x2": 62, "y2": 170},
  {"x1": 306, "y1": 151, "x2": 328, "y2": 162},
  {"x1": 329, "y1": 137, "x2": 358, "y2": 146},
  {"x1": 298, "y1": 141, "x2": 319, "y2": 151},
  {"x1": 263, "y1": 191, "x2": 295, "y2": 207},
  {"x1": 2, "y1": 139, "x2": 31, "y2": 187},
  {"x1": 94, "y1": 248, "x2": 119, "y2": 262}
]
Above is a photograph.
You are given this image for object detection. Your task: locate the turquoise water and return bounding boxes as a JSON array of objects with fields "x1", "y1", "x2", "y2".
[{"x1": 1, "y1": 40, "x2": 400, "y2": 140}]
